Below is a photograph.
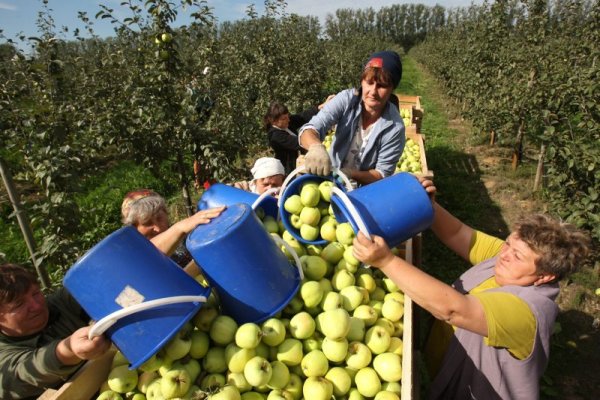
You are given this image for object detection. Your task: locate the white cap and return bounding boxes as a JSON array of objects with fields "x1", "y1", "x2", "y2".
[{"x1": 251, "y1": 157, "x2": 285, "y2": 180}]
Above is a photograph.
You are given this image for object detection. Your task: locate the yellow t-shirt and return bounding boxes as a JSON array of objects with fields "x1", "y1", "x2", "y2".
[{"x1": 424, "y1": 231, "x2": 536, "y2": 378}]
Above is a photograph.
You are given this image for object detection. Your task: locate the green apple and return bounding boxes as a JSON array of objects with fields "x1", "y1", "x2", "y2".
[
  {"x1": 348, "y1": 387, "x2": 365, "y2": 400},
  {"x1": 302, "y1": 256, "x2": 328, "y2": 280},
  {"x1": 318, "y1": 308, "x2": 350, "y2": 339},
  {"x1": 320, "y1": 242, "x2": 345, "y2": 264},
  {"x1": 241, "y1": 392, "x2": 266, "y2": 400},
  {"x1": 373, "y1": 352, "x2": 402, "y2": 382},
  {"x1": 226, "y1": 343, "x2": 257, "y2": 373},
  {"x1": 319, "y1": 220, "x2": 337, "y2": 242},
  {"x1": 290, "y1": 214, "x2": 303, "y2": 229},
  {"x1": 335, "y1": 222, "x2": 355, "y2": 245},
  {"x1": 282, "y1": 296, "x2": 304, "y2": 317},
  {"x1": 284, "y1": 195, "x2": 303, "y2": 215},
  {"x1": 353, "y1": 304, "x2": 378, "y2": 327},
  {"x1": 201, "y1": 373, "x2": 226, "y2": 391},
  {"x1": 190, "y1": 329, "x2": 210, "y2": 359},
  {"x1": 393, "y1": 320, "x2": 404, "y2": 337},
  {"x1": 384, "y1": 291, "x2": 405, "y2": 303},
  {"x1": 321, "y1": 336, "x2": 348, "y2": 362},
  {"x1": 227, "y1": 371, "x2": 252, "y2": 393},
  {"x1": 345, "y1": 341, "x2": 372, "y2": 370},
  {"x1": 210, "y1": 385, "x2": 242, "y2": 400},
  {"x1": 165, "y1": 323, "x2": 193, "y2": 360},
  {"x1": 161, "y1": 367, "x2": 192, "y2": 399},
  {"x1": 111, "y1": 350, "x2": 129, "y2": 369},
  {"x1": 284, "y1": 373, "x2": 303, "y2": 400},
  {"x1": 343, "y1": 245, "x2": 361, "y2": 268},
  {"x1": 96, "y1": 390, "x2": 123, "y2": 400},
  {"x1": 302, "y1": 336, "x2": 322, "y2": 353},
  {"x1": 300, "y1": 280, "x2": 323, "y2": 308},
  {"x1": 161, "y1": 32, "x2": 173, "y2": 42},
  {"x1": 173, "y1": 357, "x2": 201, "y2": 383},
  {"x1": 325, "y1": 366, "x2": 351, "y2": 397},
  {"x1": 388, "y1": 337, "x2": 403, "y2": 356},
  {"x1": 365, "y1": 326, "x2": 392, "y2": 355},
  {"x1": 236, "y1": 322, "x2": 263, "y2": 349},
  {"x1": 210, "y1": 315, "x2": 239, "y2": 346},
  {"x1": 355, "y1": 367, "x2": 382, "y2": 397},
  {"x1": 381, "y1": 381, "x2": 402, "y2": 395},
  {"x1": 347, "y1": 316, "x2": 366, "y2": 342},
  {"x1": 300, "y1": 184, "x2": 321, "y2": 207},
  {"x1": 331, "y1": 269, "x2": 355, "y2": 291},
  {"x1": 137, "y1": 370, "x2": 158, "y2": 393},
  {"x1": 276, "y1": 338, "x2": 304, "y2": 366},
  {"x1": 301, "y1": 350, "x2": 329, "y2": 377},
  {"x1": 320, "y1": 291, "x2": 343, "y2": 311},
  {"x1": 145, "y1": 378, "x2": 163, "y2": 400},
  {"x1": 375, "y1": 390, "x2": 400, "y2": 400},
  {"x1": 263, "y1": 216, "x2": 280, "y2": 234},
  {"x1": 243, "y1": 356, "x2": 273, "y2": 387},
  {"x1": 289, "y1": 312, "x2": 316, "y2": 339},
  {"x1": 203, "y1": 346, "x2": 228, "y2": 373},
  {"x1": 339, "y1": 286, "x2": 365, "y2": 311},
  {"x1": 318, "y1": 181, "x2": 334, "y2": 202},
  {"x1": 370, "y1": 286, "x2": 386, "y2": 301},
  {"x1": 193, "y1": 305, "x2": 219, "y2": 331},
  {"x1": 382, "y1": 299, "x2": 404, "y2": 322},
  {"x1": 261, "y1": 318, "x2": 287, "y2": 347},
  {"x1": 107, "y1": 364, "x2": 138, "y2": 393},
  {"x1": 267, "y1": 389, "x2": 294, "y2": 400},
  {"x1": 300, "y1": 224, "x2": 319, "y2": 241},
  {"x1": 305, "y1": 244, "x2": 322, "y2": 256},
  {"x1": 299, "y1": 207, "x2": 321, "y2": 226},
  {"x1": 382, "y1": 278, "x2": 400, "y2": 293},
  {"x1": 374, "y1": 318, "x2": 395, "y2": 336},
  {"x1": 302, "y1": 376, "x2": 333, "y2": 400},
  {"x1": 318, "y1": 277, "x2": 333, "y2": 294},
  {"x1": 267, "y1": 360, "x2": 290, "y2": 389},
  {"x1": 138, "y1": 353, "x2": 161, "y2": 373}
]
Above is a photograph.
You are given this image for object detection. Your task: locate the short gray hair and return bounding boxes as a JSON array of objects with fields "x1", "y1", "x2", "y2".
[{"x1": 121, "y1": 190, "x2": 167, "y2": 225}]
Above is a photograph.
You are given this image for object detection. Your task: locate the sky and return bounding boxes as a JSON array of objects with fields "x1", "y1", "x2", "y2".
[{"x1": 0, "y1": 0, "x2": 483, "y2": 44}]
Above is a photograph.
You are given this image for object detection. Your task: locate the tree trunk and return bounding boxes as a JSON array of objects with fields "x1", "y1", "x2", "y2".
[
  {"x1": 490, "y1": 130, "x2": 496, "y2": 145},
  {"x1": 176, "y1": 152, "x2": 194, "y2": 217},
  {"x1": 0, "y1": 158, "x2": 51, "y2": 288},
  {"x1": 533, "y1": 143, "x2": 546, "y2": 191},
  {"x1": 511, "y1": 120, "x2": 525, "y2": 170}
]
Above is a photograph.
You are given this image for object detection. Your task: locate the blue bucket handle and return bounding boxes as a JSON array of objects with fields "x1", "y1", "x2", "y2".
[
  {"x1": 277, "y1": 165, "x2": 354, "y2": 210},
  {"x1": 87, "y1": 295, "x2": 208, "y2": 339},
  {"x1": 252, "y1": 187, "x2": 280, "y2": 212},
  {"x1": 271, "y1": 234, "x2": 304, "y2": 281}
]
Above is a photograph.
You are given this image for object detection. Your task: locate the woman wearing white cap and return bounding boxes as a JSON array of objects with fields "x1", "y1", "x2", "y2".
[{"x1": 233, "y1": 157, "x2": 286, "y2": 195}]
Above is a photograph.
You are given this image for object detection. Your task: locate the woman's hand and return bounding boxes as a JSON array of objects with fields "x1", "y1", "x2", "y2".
[
  {"x1": 416, "y1": 176, "x2": 436, "y2": 202},
  {"x1": 352, "y1": 232, "x2": 396, "y2": 269}
]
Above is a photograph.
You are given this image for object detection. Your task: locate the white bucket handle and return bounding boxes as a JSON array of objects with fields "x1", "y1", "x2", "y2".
[
  {"x1": 88, "y1": 295, "x2": 207, "y2": 339},
  {"x1": 271, "y1": 234, "x2": 304, "y2": 281},
  {"x1": 330, "y1": 187, "x2": 372, "y2": 241},
  {"x1": 251, "y1": 187, "x2": 280, "y2": 211},
  {"x1": 277, "y1": 165, "x2": 354, "y2": 210}
]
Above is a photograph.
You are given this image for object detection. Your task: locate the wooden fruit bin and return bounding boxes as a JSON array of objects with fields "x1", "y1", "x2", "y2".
[
  {"x1": 405, "y1": 131, "x2": 433, "y2": 178},
  {"x1": 396, "y1": 94, "x2": 424, "y2": 133},
  {"x1": 40, "y1": 241, "x2": 419, "y2": 400}
]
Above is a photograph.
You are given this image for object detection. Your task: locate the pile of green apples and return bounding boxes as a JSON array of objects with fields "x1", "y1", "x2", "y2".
[
  {"x1": 399, "y1": 108, "x2": 411, "y2": 128},
  {"x1": 323, "y1": 130, "x2": 334, "y2": 151},
  {"x1": 282, "y1": 179, "x2": 338, "y2": 243},
  {"x1": 395, "y1": 138, "x2": 422, "y2": 174},
  {"x1": 96, "y1": 210, "x2": 407, "y2": 400}
]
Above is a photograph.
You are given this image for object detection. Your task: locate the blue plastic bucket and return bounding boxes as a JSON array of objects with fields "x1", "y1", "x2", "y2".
[
  {"x1": 278, "y1": 171, "x2": 352, "y2": 245},
  {"x1": 186, "y1": 203, "x2": 302, "y2": 324},
  {"x1": 198, "y1": 183, "x2": 278, "y2": 218},
  {"x1": 63, "y1": 226, "x2": 211, "y2": 369},
  {"x1": 330, "y1": 172, "x2": 434, "y2": 248}
]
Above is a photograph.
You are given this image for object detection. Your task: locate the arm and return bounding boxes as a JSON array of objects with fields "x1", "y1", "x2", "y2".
[
  {"x1": 344, "y1": 168, "x2": 383, "y2": 185},
  {"x1": 151, "y1": 206, "x2": 226, "y2": 255},
  {"x1": 430, "y1": 201, "x2": 475, "y2": 262},
  {"x1": 352, "y1": 232, "x2": 488, "y2": 336}
]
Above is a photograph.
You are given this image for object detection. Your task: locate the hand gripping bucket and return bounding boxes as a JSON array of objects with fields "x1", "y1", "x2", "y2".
[
  {"x1": 186, "y1": 203, "x2": 303, "y2": 324},
  {"x1": 330, "y1": 172, "x2": 434, "y2": 248},
  {"x1": 278, "y1": 166, "x2": 354, "y2": 245},
  {"x1": 198, "y1": 183, "x2": 279, "y2": 218},
  {"x1": 63, "y1": 226, "x2": 211, "y2": 369}
]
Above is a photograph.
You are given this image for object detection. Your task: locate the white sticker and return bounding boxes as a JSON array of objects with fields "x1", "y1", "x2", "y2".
[{"x1": 115, "y1": 285, "x2": 145, "y2": 308}]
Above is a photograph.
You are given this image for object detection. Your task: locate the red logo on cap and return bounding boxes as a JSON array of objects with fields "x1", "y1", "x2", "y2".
[{"x1": 366, "y1": 57, "x2": 383, "y2": 68}]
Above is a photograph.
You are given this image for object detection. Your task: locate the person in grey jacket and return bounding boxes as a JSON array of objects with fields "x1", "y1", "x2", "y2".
[
  {"x1": 299, "y1": 50, "x2": 405, "y2": 186},
  {"x1": 352, "y1": 178, "x2": 592, "y2": 399},
  {"x1": 0, "y1": 264, "x2": 111, "y2": 399}
]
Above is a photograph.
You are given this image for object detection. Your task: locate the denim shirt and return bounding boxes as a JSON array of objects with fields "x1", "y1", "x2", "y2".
[{"x1": 298, "y1": 88, "x2": 405, "y2": 179}]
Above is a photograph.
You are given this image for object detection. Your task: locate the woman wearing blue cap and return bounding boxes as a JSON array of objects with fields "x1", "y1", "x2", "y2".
[{"x1": 298, "y1": 50, "x2": 405, "y2": 186}]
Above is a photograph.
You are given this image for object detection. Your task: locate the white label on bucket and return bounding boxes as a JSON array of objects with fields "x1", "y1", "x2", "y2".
[{"x1": 115, "y1": 285, "x2": 145, "y2": 308}]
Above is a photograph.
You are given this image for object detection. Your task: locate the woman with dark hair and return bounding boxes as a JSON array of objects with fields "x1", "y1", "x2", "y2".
[
  {"x1": 299, "y1": 51, "x2": 405, "y2": 186},
  {"x1": 265, "y1": 96, "x2": 334, "y2": 174}
]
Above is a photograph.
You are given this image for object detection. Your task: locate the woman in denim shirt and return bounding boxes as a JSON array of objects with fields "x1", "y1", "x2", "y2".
[{"x1": 299, "y1": 51, "x2": 405, "y2": 186}]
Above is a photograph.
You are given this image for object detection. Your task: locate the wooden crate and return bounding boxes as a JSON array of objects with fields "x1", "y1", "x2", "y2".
[
  {"x1": 396, "y1": 94, "x2": 424, "y2": 133},
  {"x1": 401, "y1": 238, "x2": 418, "y2": 400},
  {"x1": 38, "y1": 347, "x2": 116, "y2": 400},
  {"x1": 405, "y1": 131, "x2": 433, "y2": 178}
]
